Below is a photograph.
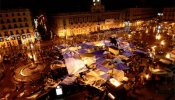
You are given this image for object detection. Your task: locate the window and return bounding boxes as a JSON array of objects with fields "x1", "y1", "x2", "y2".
[
  {"x1": 16, "y1": 30, "x2": 19, "y2": 34},
  {"x1": 24, "y1": 18, "x2": 27, "y2": 21},
  {"x1": 6, "y1": 14, "x2": 8, "y2": 17},
  {"x1": 17, "y1": 13, "x2": 20, "y2": 16},
  {"x1": 21, "y1": 29, "x2": 24, "y2": 33},
  {"x1": 14, "y1": 24, "x2": 18, "y2": 28},
  {"x1": 13, "y1": 18, "x2": 16, "y2": 22},
  {"x1": 18, "y1": 18, "x2": 22, "y2": 22},
  {"x1": 4, "y1": 31, "x2": 8, "y2": 36},
  {"x1": 23, "y1": 13, "x2": 26, "y2": 16},
  {"x1": 0, "y1": 33, "x2": 2, "y2": 37},
  {"x1": 27, "y1": 34, "x2": 31, "y2": 38},
  {"x1": 12, "y1": 13, "x2": 14, "y2": 16},
  {"x1": 25, "y1": 23, "x2": 29, "y2": 27},
  {"x1": 1, "y1": 20, "x2": 4, "y2": 24},
  {"x1": 20, "y1": 24, "x2": 23, "y2": 28},
  {"x1": 0, "y1": 14, "x2": 2, "y2": 17},
  {"x1": 10, "y1": 31, "x2": 14, "y2": 35},
  {"x1": 2, "y1": 25, "x2": 6, "y2": 30},
  {"x1": 0, "y1": 38, "x2": 4, "y2": 42},
  {"x1": 27, "y1": 29, "x2": 30, "y2": 33},
  {"x1": 8, "y1": 25, "x2": 12, "y2": 29},
  {"x1": 7, "y1": 19, "x2": 10, "y2": 23}
]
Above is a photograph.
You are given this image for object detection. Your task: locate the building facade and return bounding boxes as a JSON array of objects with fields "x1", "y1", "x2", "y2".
[
  {"x1": 125, "y1": 8, "x2": 157, "y2": 26},
  {"x1": 0, "y1": 9, "x2": 34, "y2": 48},
  {"x1": 51, "y1": 0, "x2": 125, "y2": 37},
  {"x1": 163, "y1": 8, "x2": 175, "y2": 21}
]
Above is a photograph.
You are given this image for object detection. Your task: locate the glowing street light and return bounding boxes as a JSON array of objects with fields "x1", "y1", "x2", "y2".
[
  {"x1": 155, "y1": 34, "x2": 161, "y2": 40},
  {"x1": 109, "y1": 78, "x2": 121, "y2": 87},
  {"x1": 145, "y1": 74, "x2": 150, "y2": 80},
  {"x1": 128, "y1": 34, "x2": 132, "y2": 39},
  {"x1": 165, "y1": 53, "x2": 170, "y2": 59}
]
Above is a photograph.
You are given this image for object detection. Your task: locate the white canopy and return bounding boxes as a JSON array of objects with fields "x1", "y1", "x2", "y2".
[{"x1": 65, "y1": 58, "x2": 87, "y2": 75}]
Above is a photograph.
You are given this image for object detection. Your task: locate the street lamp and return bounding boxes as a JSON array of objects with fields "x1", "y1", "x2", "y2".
[
  {"x1": 165, "y1": 53, "x2": 170, "y2": 59},
  {"x1": 29, "y1": 42, "x2": 35, "y2": 63},
  {"x1": 160, "y1": 40, "x2": 165, "y2": 46},
  {"x1": 155, "y1": 34, "x2": 161, "y2": 40}
]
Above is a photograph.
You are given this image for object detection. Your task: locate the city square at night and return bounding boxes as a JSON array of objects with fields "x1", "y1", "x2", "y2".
[{"x1": 0, "y1": 0, "x2": 175, "y2": 100}]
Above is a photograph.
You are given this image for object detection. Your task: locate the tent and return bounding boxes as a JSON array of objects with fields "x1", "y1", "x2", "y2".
[
  {"x1": 116, "y1": 63, "x2": 129, "y2": 70},
  {"x1": 108, "y1": 47, "x2": 119, "y2": 55},
  {"x1": 65, "y1": 58, "x2": 87, "y2": 75},
  {"x1": 60, "y1": 76, "x2": 77, "y2": 85}
]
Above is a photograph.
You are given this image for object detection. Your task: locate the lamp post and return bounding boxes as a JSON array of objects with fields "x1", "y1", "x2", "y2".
[{"x1": 29, "y1": 41, "x2": 35, "y2": 63}]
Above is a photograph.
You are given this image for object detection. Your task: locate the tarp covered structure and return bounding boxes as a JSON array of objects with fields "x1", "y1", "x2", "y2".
[{"x1": 65, "y1": 58, "x2": 87, "y2": 75}]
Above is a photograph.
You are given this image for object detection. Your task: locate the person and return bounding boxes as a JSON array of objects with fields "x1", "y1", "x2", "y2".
[{"x1": 109, "y1": 37, "x2": 118, "y2": 48}]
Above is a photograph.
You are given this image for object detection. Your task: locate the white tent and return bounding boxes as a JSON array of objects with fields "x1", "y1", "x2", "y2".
[{"x1": 65, "y1": 58, "x2": 87, "y2": 75}]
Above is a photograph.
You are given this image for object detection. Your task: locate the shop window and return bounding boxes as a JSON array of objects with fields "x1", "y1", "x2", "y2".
[{"x1": 27, "y1": 29, "x2": 30, "y2": 33}]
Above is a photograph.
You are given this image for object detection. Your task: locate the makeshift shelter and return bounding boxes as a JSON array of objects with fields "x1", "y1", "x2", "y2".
[
  {"x1": 116, "y1": 63, "x2": 129, "y2": 70},
  {"x1": 60, "y1": 76, "x2": 77, "y2": 85},
  {"x1": 65, "y1": 58, "x2": 87, "y2": 75},
  {"x1": 108, "y1": 47, "x2": 119, "y2": 55}
]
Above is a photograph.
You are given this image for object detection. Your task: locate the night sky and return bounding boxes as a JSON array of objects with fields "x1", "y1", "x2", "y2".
[{"x1": 1, "y1": 0, "x2": 175, "y2": 13}]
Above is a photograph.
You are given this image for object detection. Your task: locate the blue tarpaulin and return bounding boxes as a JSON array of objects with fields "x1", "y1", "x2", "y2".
[{"x1": 116, "y1": 63, "x2": 129, "y2": 70}]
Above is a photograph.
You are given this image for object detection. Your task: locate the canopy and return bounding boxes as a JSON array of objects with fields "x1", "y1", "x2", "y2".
[
  {"x1": 60, "y1": 76, "x2": 77, "y2": 85},
  {"x1": 116, "y1": 63, "x2": 129, "y2": 70},
  {"x1": 65, "y1": 58, "x2": 87, "y2": 75}
]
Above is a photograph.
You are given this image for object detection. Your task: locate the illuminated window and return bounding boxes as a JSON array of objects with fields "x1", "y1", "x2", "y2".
[
  {"x1": 12, "y1": 13, "x2": 14, "y2": 16},
  {"x1": 7, "y1": 19, "x2": 10, "y2": 23},
  {"x1": 0, "y1": 38, "x2": 4, "y2": 42},
  {"x1": 2, "y1": 25, "x2": 6, "y2": 30},
  {"x1": 27, "y1": 34, "x2": 31, "y2": 38}
]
